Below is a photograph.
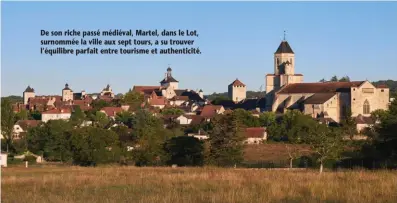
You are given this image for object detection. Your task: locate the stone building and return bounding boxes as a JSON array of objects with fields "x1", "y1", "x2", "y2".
[
  {"x1": 160, "y1": 66, "x2": 179, "y2": 90},
  {"x1": 264, "y1": 38, "x2": 390, "y2": 128},
  {"x1": 100, "y1": 84, "x2": 115, "y2": 98},
  {"x1": 62, "y1": 83, "x2": 73, "y2": 101},
  {"x1": 23, "y1": 86, "x2": 35, "y2": 105},
  {"x1": 228, "y1": 79, "x2": 247, "y2": 103}
]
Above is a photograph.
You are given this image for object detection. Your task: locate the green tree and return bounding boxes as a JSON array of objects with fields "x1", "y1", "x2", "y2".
[
  {"x1": 115, "y1": 111, "x2": 134, "y2": 128},
  {"x1": 208, "y1": 113, "x2": 245, "y2": 167},
  {"x1": 259, "y1": 111, "x2": 276, "y2": 127},
  {"x1": 339, "y1": 76, "x2": 351, "y2": 82},
  {"x1": 70, "y1": 106, "x2": 86, "y2": 126},
  {"x1": 340, "y1": 106, "x2": 357, "y2": 140},
  {"x1": 93, "y1": 111, "x2": 110, "y2": 128},
  {"x1": 1, "y1": 99, "x2": 15, "y2": 152},
  {"x1": 28, "y1": 110, "x2": 42, "y2": 120},
  {"x1": 164, "y1": 136, "x2": 204, "y2": 166},
  {"x1": 121, "y1": 90, "x2": 144, "y2": 111},
  {"x1": 15, "y1": 109, "x2": 28, "y2": 121},
  {"x1": 27, "y1": 120, "x2": 72, "y2": 162},
  {"x1": 161, "y1": 108, "x2": 184, "y2": 116},
  {"x1": 69, "y1": 127, "x2": 121, "y2": 166},
  {"x1": 132, "y1": 109, "x2": 171, "y2": 166},
  {"x1": 91, "y1": 100, "x2": 111, "y2": 111},
  {"x1": 232, "y1": 109, "x2": 260, "y2": 127},
  {"x1": 304, "y1": 124, "x2": 344, "y2": 173},
  {"x1": 319, "y1": 78, "x2": 326, "y2": 83},
  {"x1": 330, "y1": 75, "x2": 338, "y2": 82},
  {"x1": 211, "y1": 96, "x2": 232, "y2": 105}
]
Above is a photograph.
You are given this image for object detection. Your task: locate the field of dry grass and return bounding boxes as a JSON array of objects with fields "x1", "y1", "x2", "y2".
[
  {"x1": 2, "y1": 165, "x2": 397, "y2": 203},
  {"x1": 244, "y1": 143, "x2": 311, "y2": 162}
]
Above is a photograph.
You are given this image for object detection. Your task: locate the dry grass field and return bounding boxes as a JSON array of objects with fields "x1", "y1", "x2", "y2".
[{"x1": 2, "y1": 165, "x2": 397, "y2": 203}]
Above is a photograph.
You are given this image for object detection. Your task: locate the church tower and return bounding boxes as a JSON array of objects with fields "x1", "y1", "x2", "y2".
[
  {"x1": 62, "y1": 83, "x2": 74, "y2": 101},
  {"x1": 265, "y1": 33, "x2": 303, "y2": 110},
  {"x1": 23, "y1": 85, "x2": 35, "y2": 105},
  {"x1": 160, "y1": 66, "x2": 179, "y2": 90},
  {"x1": 228, "y1": 79, "x2": 246, "y2": 103}
]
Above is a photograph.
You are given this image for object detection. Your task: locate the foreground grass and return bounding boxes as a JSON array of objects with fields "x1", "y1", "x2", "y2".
[{"x1": 2, "y1": 166, "x2": 397, "y2": 203}]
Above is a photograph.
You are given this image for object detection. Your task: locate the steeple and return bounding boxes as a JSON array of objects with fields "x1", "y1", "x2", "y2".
[{"x1": 275, "y1": 41, "x2": 294, "y2": 54}]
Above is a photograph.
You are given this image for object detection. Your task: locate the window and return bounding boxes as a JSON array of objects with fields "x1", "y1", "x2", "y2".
[
  {"x1": 381, "y1": 89, "x2": 384, "y2": 92},
  {"x1": 276, "y1": 58, "x2": 280, "y2": 66},
  {"x1": 363, "y1": 100, "x2": 370, "y2": 114}
]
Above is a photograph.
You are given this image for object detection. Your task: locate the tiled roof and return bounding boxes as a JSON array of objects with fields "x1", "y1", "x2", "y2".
[
  {"x1": 15, "y1": 120, "x2": 41, "y2": 130},
  {"x1": 133, "y1": 86, "x2": 162, "y2": 93},
  {"x1": 229, "y1": 79, "x2": 246, "y2": 87},
  {"x1": 275, "y1": 41, "x2": 294, "y2": 54},
  {"x1": 376, "y1": 84, "x2": 389, "y2": 88},
  {"x1": 304, "y1": 93, "x2": 336, "y2": 104},
  {"x1": 278, "y1": 81, "x2": 365, "y2": 94},
  {"x1": 244, "y1": 127, "x2": 266, "y2": 138},
  {"x1": 100, "y1": 107, "x2": 123, "y2": 117},
  {"x1": 160, "y1": 76, "x2": 179, "y2": 83},
  {"x1": 200, "y1": 105, "x2": 223, "y2": 118},
  {"x1": 355, "y1": 114, "x2": 374, "y2": 124}
]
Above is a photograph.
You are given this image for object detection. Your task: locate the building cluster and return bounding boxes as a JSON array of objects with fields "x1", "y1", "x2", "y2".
[{"x1": 5, "y1": 38, "x2": 392, "y2": 143}]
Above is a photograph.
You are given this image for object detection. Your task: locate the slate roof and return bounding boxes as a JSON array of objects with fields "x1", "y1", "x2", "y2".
[
  {"x1": 160, "y1": 76, "x2": 179, "y2": 83},
  {"x1": 24, "y1": 86, "x2": 35, "y2": 93},
  {"x1": 304, "y1": 93, "x2": 336, "y2": 104},
  {"x1": 275, "y1": 41, "x2": 294, "y2": 54},
  {"x1": 63, "y1": 83, "x2": 72, "y2": 91},
  {"x1": 278, "y1": 81, "x2": 365, "y2": 94}
]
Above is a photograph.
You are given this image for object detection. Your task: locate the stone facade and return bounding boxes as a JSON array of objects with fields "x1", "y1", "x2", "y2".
[
  {"x1": 228, "y1": 79, "x2": 246, "y2": 103},
  {"x1": 62, "y1": 83, "x2": 73, "y2": 101},
  {"x1": 23, "y1": 86, "x2": 35, "y2": 105}
]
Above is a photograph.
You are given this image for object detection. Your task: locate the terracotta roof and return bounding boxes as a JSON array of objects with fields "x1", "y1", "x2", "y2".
[
  {"x1": 275, "y1": 41, "x2": 294, "y2": 54},
  {"x1": 186, "y1": 115, "x2": 205, "y2": 125},
  {"x1": 304, "y1": 93, "x2": 336, "y2": 104},
  {"x1": 245, "y1": 127, "x2": 266, "y2": 138},
  {"x1": 355, "y1": 114, "x2": 374, "y2": 124},
  {"x1": 200, "y1": 105, "x2": 223, "y2": 118},
  {"x1": 100, "y1": 107, "x2": 123, "y2": 117},
  {"x1": 42, "y1": 108, "x2": 71, "y2": 114},
  {"x1": 229, "y1": 79, "x2": 246, "y2": 87},
  {"x1": 133, "y1": 86, "x2": 162, "y2": 93},
  {"x1": 24, "y1": 86, "x2": 34, "y2": 92},
  {"x1": 15, "y1": 120, "x2": 41, "y2": 130},
  {"x1": 278, "y1": 81, "x2": 365, "y2": 94}
]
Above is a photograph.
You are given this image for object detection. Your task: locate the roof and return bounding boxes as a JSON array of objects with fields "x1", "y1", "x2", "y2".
[
  {"x1": 200, "y1": 105, "x2": 223, "y2": 118},
  {"x1": 376, "y1": 84, "x2": 389, "y2": 88},
  {"x1": 304, "y1": 93, "x2": 336, "y2": 104},
  {"x1": 245, "y1": 127, "x2": 266, "y2": 138},
  {"x1": 275, "y1": 41, "x2": 294, "y2": 54},
  {"x1": 171, "y1": 96, "x2": 189, "y2": 101},
  {"x1": 15, "y1": 120, "x2": 41, "y2": 130},
  {"x1": 160, "y1": 76, "x2": 179, "y2": 83},
  {"x1": 229, "y1": 79, "x2": 246, "y2": 87},
  {"x1": 100, "y1": 107, "x2": 123, "y2": 117},
  {"x1": 355, "y1": 114, "x2": 374, "y2": 124},
  {"x1": 133, "y1": 86, "x2": 162, "y2": 93},
  {"x1": 24, "y1": 86, "x2": 35, "y2": 93},
  {"x1": 42, "y1": 108, "x2": 71, "y2": 114},
  {"x1": 63, "y1": 83, "x2": 72, "y2": 91},
  {"x1": 278, "y1": 81, "x2": 365, "y2": 94}
]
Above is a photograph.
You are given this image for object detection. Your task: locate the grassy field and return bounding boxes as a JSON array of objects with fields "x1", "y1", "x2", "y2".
[{"x1": 2, "y1": 165, "x2": 397, "y2": 203}]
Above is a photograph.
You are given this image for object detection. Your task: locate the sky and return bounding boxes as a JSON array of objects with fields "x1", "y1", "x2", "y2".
[{"x1": 1, "y1": 2, "x2": 397, "y2": 96}]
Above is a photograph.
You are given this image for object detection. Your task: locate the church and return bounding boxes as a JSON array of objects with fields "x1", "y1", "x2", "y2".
[{"x1": 265, "y1": 37, "x2": 390, "y2": 126}]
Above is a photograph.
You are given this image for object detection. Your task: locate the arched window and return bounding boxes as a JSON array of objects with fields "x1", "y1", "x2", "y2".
[{"x1": 363, "y1": 100, "x2": 370, "y2": 114}]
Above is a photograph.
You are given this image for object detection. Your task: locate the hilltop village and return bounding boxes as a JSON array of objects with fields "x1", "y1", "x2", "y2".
[{"x1": 5, "y1": 39, "x2": 392, "y2": 143}]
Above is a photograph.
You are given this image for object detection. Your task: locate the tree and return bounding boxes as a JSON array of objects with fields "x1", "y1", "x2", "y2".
[
  {"x1": 164, "y1": 136, "x2": 204, "y2": 166},
  {"x1": 304, "y1": 124, "x2": 344, "y2": 173},
  {"x1": 70, "y1": 106, "x2": 86, "y2": 126},
  {"x1": 69, "y1": 127, "x2": 121, "y2": 166},
  {"x1": 132, "y1": 109, "x2": 171, "y2": 166},
  {"x1": 28, "y1": 110, "x2": 42, "y2": 120},
  {"x1": 161, "y1": 108, "x2": 184, "y2": 116},
  {"x1": 115, "y1": 111, "x2": 134, "y2": 128},
  {"x1": 339, "y1": 76, "x2": 351, "y2": 82},
  {"x1": 91, "y1": 100, "x2": 111, "y2": 111},
  {"x1": 232, "y1": 109, "x2": 260, "y2": 127},
  {"x1": 27, "y1": 120, "x2": 72, "y2": 162},
  {"x1": 340, "y1": 106, "x2": 357, "y2": 140},
  {"x1": 121, "y1": 90, "x2": 144, "y2": 111},
  {"x1": 211, "y1": 96, "x2": 232, "y2": 105},
  {"x1": 208, "y1": 113, "x2": 245, "y2": 167},
  {"x1": 1, "y1": 99, "x2": 15, "y2": 152},
  {"x1": 319, "y1": 78, "x2": 326, "y2": 83},
  {"x1": 330, "y1": 75, "x2": 338, "y2": 82},
  {"x1": 93, "y1": 111, "x2": 109, "y2": 128},
  {"x1": 15, "y1": 109, "x2": 28, "y2": 121},
  {"x1": 259, "y1": 111, "x2": 276, "y2": 127}
]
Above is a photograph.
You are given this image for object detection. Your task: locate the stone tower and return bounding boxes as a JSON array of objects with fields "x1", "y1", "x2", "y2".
[
  {"x1": 62, "y1": 83, "x2": 74, "y2": 101},
  {"x1": 23, "y1": 85, "x2": 35, "y2": 105},
  {"x1": 228, "y1": 79, "x2": 246, "y2": 103},
  {"x1": 265, "y1": 39, "x2": 303, "y2": 110},
  {"x1": 160, "y1": 66, "x2": 179, "y2": 90}
]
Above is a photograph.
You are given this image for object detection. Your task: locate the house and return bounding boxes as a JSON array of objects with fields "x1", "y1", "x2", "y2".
[
  {"x1": 100, "y1": 107, "x2": 124, "y2": 119},
  {"x1": 244, "y1": 127, "x2": 267, "y2": 144},
  {"x1": 42, "y1": 108, "x2": 71, "y2": 122},
  {"x1": 13, "y1": 120, "x2": 41, "y2": 139},
  {"x1": 200, "y1": 105, "x2": 225, "y2": 120},
  {"x1": 176, "y1": 115, "x2": 193, "y2": 125},
  {"x1": 187, "y1": 129, "x2": 209, "y2": 140}
]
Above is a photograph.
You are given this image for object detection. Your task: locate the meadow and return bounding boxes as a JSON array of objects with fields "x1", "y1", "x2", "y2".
[{"x1": 2, "y1": 165, "x2": 397, "y2": 203}]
